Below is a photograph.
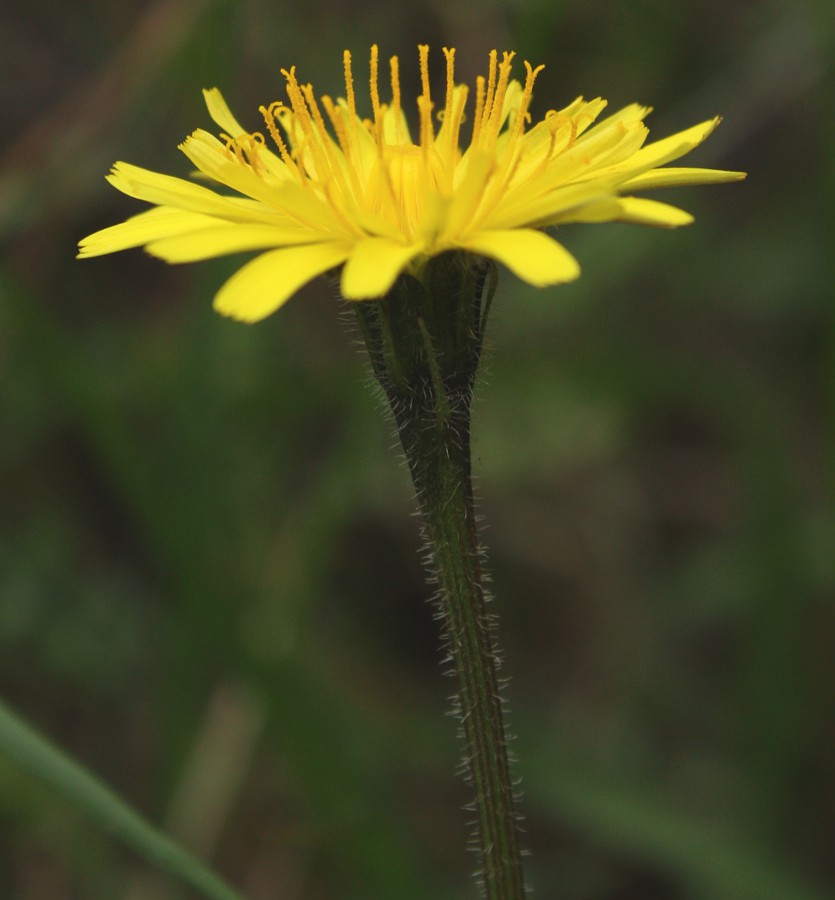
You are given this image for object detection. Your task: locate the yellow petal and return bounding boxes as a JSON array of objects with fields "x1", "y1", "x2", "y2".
[
  {"x1": 445, "y1": 151, "x2": 494, "y2": 236},
  {"x1": 77, "y1": 208, "x2": 226, "y2": 258},
  {"x1": 147, "y1": 224, "x2": 330, "y2": 263},
  {"x1": 553, "y1": 197, "x2": 695, "y2": 227},
  {"x1": 180, "y1": 131, "x2": 281, "y2": 205},
  {"x1": 202, "y1": 88, "x2": 249, "y2": 136},
  {"x1": 341, "y1": 238, "x2": 424, "y2": 299},
  {"x1": 106, "y1": 162, "x2": 280, "y2": 224},
  {"x1": 213, "y1": 242, "x2": 352, "y2": 322},
  {"x1": 611, "y1": 197, "x2": 694, "y2": 227},
  {"x1": 543, "y1": 197, "x2": 623, "y2": 225},
  {"x1": 621, "y1": 166, "x2": 747, "y2": 191},
  {"x1": 592, "y1": 118, "x2": 722, "y2": 183},
  {"x1": 458, "y1": 229, "x2": 580, "y2": 286},
  {"x1": 382, "y1": 105, "x2": 413, "y2": 145},
  {"x1": 487, "y1": 180, "x2": 616, "y2": 230},
  {"x1": 180, "y1": 135, "x2": 347, "y2": 235}
]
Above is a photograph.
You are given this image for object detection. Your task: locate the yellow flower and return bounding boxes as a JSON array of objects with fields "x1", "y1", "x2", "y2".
[{"x1": 78, "y1": 45, "x2": 745, "y2": 322}]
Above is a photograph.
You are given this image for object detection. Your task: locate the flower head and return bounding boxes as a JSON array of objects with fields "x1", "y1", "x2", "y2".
[{"x1": 79, "y1": 45, "x2": 745, "y2": 322}]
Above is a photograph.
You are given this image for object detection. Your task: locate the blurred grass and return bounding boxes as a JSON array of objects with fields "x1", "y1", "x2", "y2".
[{"x1": 1, "y1": 0, "x2": 833, "y2": 897}]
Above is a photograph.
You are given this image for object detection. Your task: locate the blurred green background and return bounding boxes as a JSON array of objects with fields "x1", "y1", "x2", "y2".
[{"x1": 1, "y1": 0, "x2": 833, "y2": 897}]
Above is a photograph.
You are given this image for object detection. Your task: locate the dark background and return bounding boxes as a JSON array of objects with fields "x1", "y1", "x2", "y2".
[{"x1": 1, "y1": 1, "x2": 833, "y2": 897}]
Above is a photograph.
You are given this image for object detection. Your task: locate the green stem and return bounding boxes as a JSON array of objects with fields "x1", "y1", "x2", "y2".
[
  {"x1": 354, "y1": 254, "x2": 525, "y2": 899},
  {"x1": 409, "y1": 411, "x2": 525, "y2": 899},
  {"x1": 0, "y1": 697, "x2": 244, "y2": 900}
]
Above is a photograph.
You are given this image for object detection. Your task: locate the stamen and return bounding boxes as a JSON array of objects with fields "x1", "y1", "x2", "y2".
[
  {"x1": 418, "y1": 45, "x2": 431, "y2": 106},
  {"x1": 471, "y1": 75, "x2": 486, "y2": 147},
  {"x1": 418, "y1": 44, "x2": 434, "y2": 145},
  {"x1": 281, "y1": 68, "x2": 318, "y2": 150},
  {"x1": 343, "y1": 50, "x2": 357, "y2": 120},
  {"x1": 389, "y1": 55, "x2": 401, "y2": 115},
  {"x1": 442, "y1": 47, "x2": 455, "y2": 122},
  {"x1": 282, "y1": 67, "x2": 338, "y2": 189},
  {"x1": 507, "y1": 60, "x2": 544, "y2": 144},
  {"x1": 545, "y1": 110, "x2": 577, "y2": 151},
  {"x1": 280, "y1": 68, "x2": 302, "y2": 117},
  {"x1": 259, "y1": 101, "x2": 300, "y2": 175},
  {"x1": 369, "y1": 44, "x2": 382, "y2": 142},
  {"x1": 321, "y1": 94, "x2": 364, "y2": 201},
  {"x1": 480, "y1": 50, "x2": 498, "y2": 138},
  {"x1": 228, "y1": 138, "x2": 248, "y2": 167},
  {"x1": 483, "y1": 51, "x2": 515, "y2": 144},
  {"x1": 244, "y1": 132, "x2": 266, "y2": 172},
  {"x1": 321, "y1": 96, "x2": 350, "y2": 154},
  {"x1": 302, "y1": 84, "x2": 332, "y2": 144},
  {"x1": 219, "y1": 133, "x2": 236, "y2": 160},
  {"x1": 302, "y1": 83, "x2": 352, "y2": 197},
  {"x1": 220, "y1": 132, "x2": 263, "y2": 170}
]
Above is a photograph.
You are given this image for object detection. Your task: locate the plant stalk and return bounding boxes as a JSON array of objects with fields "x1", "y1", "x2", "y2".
[{"x1": 354, "y1": 254, "x2": 525, "y2": 899}]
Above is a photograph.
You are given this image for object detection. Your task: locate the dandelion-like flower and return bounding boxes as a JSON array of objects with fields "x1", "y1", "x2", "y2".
[{"x1": 79, "y1": 45, "x2": 744, "y2": 321}]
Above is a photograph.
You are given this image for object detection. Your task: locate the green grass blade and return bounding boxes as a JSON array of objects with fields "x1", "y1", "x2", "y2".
[{"x1": 0, "y1": 697, "x2": 245, "y2": 900}]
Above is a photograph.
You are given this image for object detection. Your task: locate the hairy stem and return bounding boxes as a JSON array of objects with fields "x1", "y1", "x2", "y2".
[
  {"x1": 407, "y1": 408, "x2": 524, "y2": 899},
  {"x1": 354, "y1": 254, "x2": 524, "y2": 899}
]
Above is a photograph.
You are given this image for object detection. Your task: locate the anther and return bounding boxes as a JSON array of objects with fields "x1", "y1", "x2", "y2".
[
  {"x1": 343, "y1": 50, "x2": 357, "y2": 120},
  {"x1": 369, "y1": 44, "x2": 382, "y2": 141},
  {"x1": 417, "y1": 45, "x2": 434, "y2": 147},
  {"x1": 442, "y1": 47, "x2": 455, "y2": 120},
  {"x1": 220, "y1": 132, "x2": 236, "y2": 160},
  {"x1": 389, "y1": 55, "x2": 401, "y2": 114},
  {"x1": 258, "y1": 102, "x2": 301, "y2": 177},
  {"x1": 481, "y1": 50, "x2": 498, "y2": 134}
]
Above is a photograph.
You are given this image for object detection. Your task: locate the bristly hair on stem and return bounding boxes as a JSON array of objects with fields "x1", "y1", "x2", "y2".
[{"x1": 352, "y1": 252, "x2": 525, "y2": 899}]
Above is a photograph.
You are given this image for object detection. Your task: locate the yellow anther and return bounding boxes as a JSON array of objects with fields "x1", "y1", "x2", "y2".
[
  {"x1": 301, "y1": 84, "x2": 329, "y2": 143},
  {"x1": 369, "y1": 44, "x2": 382, "y2": 142},
  {"x1": 282, "y1": 67, "x2": 335, "y2": 186},
  {"x1": 242, "y1": 132, "x2": 264, "y2": 172},
  {"x1": 320, "y1": 93, "x2": 364, "y2": 201},
  {"x1": 480, "y1": 50, "x2": 498, "y2": 136},
  {"x1": 442, "y1": 47, "x2": 455, "y2": 122},
  {"x1": 545, "y1": 110, "x2": 577, "y2": 145},
  {"x1": 417, "y1": 45, "x2": 434, "y2": 148},
  {"x1": 228, "y1": 138, "x2": 248, "y2": 167},
  {"x1": 418, "y1": 44, "x2": 431, "y2": 106},
  {"x1": 219, "y1": 131, "x2": 265, "y2": 171},
  {"x1": 508, "y1": 60, "x2": 544, "y2": 144},
  {"x1": 477, "y1": 50, "x2": 515, "y2": 150},
  {"x1": 471, "y1": 75, "x2": 486, "y2": 146},
  {"x1": 260, "y1": 103, "x2": 292, "y2": 157},
  {"x1": 321, "y1": 95, "x2": 350, "y2": 155},
  {"x1": 281, "y1": 67, "x2": 308, "y2": 122},
  {"x1": 259, "y1": 101, "x2": 303, "y2": 182},
  {"x1": 343, "y1": 50, "x2": 357, "y2": 120},
  {"x1": 219, "y1": 132, "x2": 236, "y2": 160},
  {"x1": 389, "y1": 55, "x2": 401, "y2": 115}
]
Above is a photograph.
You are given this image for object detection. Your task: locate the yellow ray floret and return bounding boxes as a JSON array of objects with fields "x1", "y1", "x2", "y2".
[{"x1": 78, "y1": 45, "x2": 745, "y2": 322}]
